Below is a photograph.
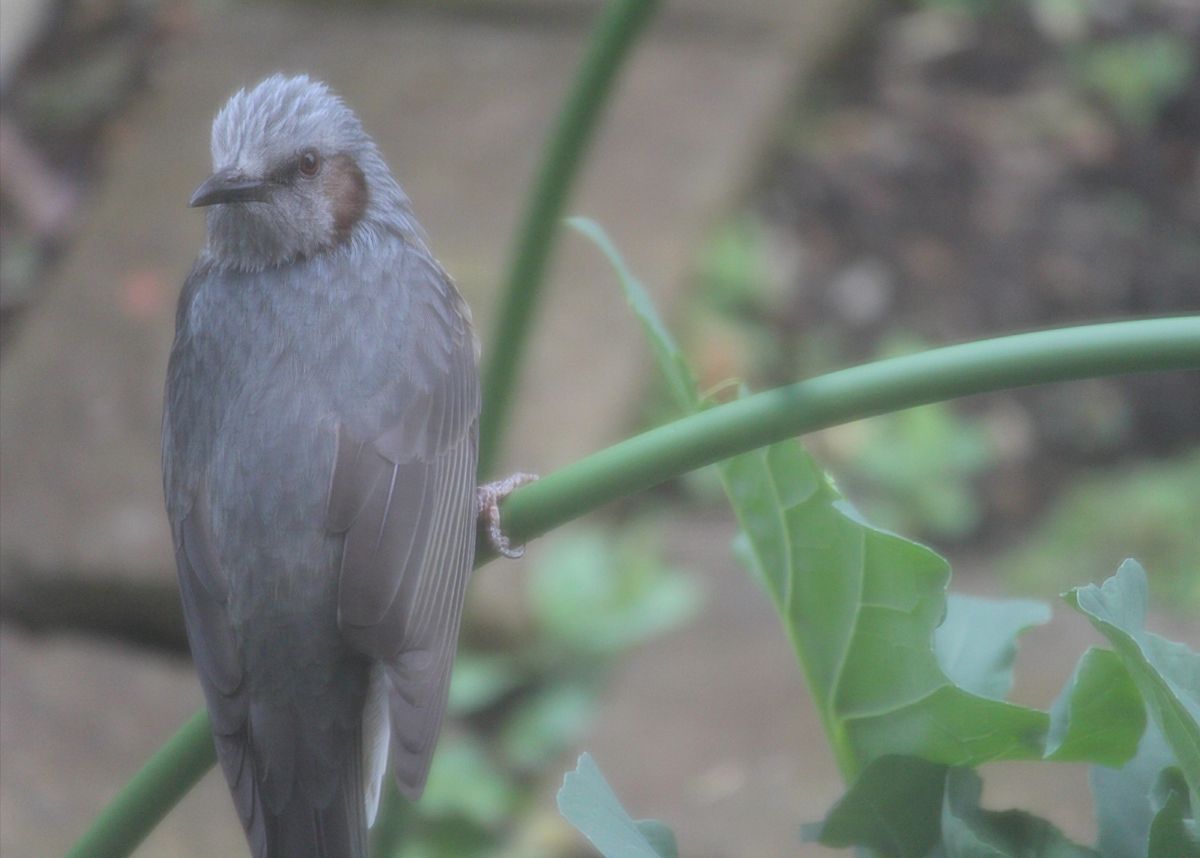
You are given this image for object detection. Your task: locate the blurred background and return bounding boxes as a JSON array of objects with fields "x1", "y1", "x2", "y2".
[{"x1": 0, "y1": 0, "x2": 1197, "y2": 855}]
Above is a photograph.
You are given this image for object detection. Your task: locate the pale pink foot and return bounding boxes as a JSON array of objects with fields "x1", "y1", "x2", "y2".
[{"x1": 476, "y1": 473, "x2": 539, "y2": 559}]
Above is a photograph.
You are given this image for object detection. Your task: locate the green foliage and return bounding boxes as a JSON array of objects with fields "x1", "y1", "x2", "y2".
[
  {"x1": 800, "y1": 755, "x2": 948, "y2": 856},
  {"x1": 1072, "y1": 34, "x2": 1195, "y2": 128},
  {"x1": 560, "y1": 221, "x2": 1199, "y2": 858},
  {"x1": 501, "y1": 681, "x2": 597, "y2": 772},
  {"x1": 719, "y1": 431, "x2": 1051, "y2": 771},
  {"x1": 420, "y1": 736, "x2": 518, "y2": 829},
  {"x1": 902, "y1": 2, "x2": 1198, "y2": 130},
  {"x1": 914, "y1": 0, "x2": 999, "y2": 16},
  {"x1": 557, "y1": 754, "x2": 677, "y2": 858},
  {"x1": 530, "y1": 529, "x2": 700, "y2": 656},
  {"x1": 939, "y1": 768, "x2": 1100, "y2": 857},
  {"x1": 804, "y1": 758, "x2": 1104, "y2": 857},
  {"x1": 448, "y1": 653, "x2": 523, "y2": 715},
  {"x1": 63, "y1": 0, "x2": 1200, "y2": 845},
  {"x1": 1147, "y1": 767, "x2": 1198, "y2": 858},
  {"x1": 1066, "y1": 560, "x2": 1200, "y2": 797},
  {"x1": 1044, "y1": 648, "x2": 1145, "y2": 765},
  {"x1": 803, "y1": 754, "x2": 1115, "y2": 857},
  {"x1": 796, "y1": 564, "x2": 1199, "y2": 857},
  {"x1": 1090, "y1": 721, "x2": 1193, "y2": 858},
  {"x1": 1003, "y1": 451, "x2": 1200, "y2": 615},
  {"x1": 587, "y1": 218, "x2": 1052, "y2": 773},
  {"x1": 694, "y1": 214, "x2": 773, "y2": 317}
]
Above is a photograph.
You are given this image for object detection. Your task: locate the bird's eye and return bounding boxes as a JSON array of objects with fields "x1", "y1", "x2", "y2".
[{"x1": 298, "y1": 148, "x2": 321, "y2": 178}]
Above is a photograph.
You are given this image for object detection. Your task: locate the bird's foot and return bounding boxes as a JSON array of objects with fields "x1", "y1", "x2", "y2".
[{"x1": 476, "y1": 473, "x2": 539, "y2": 559}]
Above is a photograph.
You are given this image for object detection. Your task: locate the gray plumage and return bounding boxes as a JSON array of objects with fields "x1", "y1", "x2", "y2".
[{"x1": 163, "y1": 75, "x2": 480, "y2": 858}]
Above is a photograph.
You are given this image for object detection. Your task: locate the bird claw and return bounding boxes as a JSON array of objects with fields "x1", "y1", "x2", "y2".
[{"x1": 476, "y1": 473, "x2": 538, "y2": 559}]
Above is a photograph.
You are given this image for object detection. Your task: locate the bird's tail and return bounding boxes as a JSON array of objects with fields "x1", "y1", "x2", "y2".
[
  {"x1": 263, "y1": 781, "x2": 368, "y2": 858},
  {"x1": 236, "y1": 713, "x2": 370, "y2": 858}
]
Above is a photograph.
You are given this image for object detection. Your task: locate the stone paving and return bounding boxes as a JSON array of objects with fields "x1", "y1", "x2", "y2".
[{"x1": 0, "y1": 1, "x2": 860, "y2": 854}]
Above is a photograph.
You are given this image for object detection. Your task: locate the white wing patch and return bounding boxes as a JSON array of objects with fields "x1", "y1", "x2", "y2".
[{"x1": 362, "y1": 663, "x2": 391, "y2": 827}]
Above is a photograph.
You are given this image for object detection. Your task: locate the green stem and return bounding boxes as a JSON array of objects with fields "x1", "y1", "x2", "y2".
[
  {"x1": 68, "y1": 316, "x2": 1199, "y2": 858},
  {"x1": 477, "y1": 0, "x2": 662, "y2": 477},
  {"x1": 493, "y1": 316, "x2": 1200, "y2": 552},
  {"x1": 65, "y1": 709, "x2": 215, "y2": 858}
]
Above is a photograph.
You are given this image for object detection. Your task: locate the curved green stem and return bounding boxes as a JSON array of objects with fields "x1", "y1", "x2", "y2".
[
  {"x1": 68, "y1": 316, "x2": 1200, "y2": 858},
  {"x1": 491, "y1": 316, "x2": 1200, "y2": 554},
  {"x1": 477, "y1": 0, "x2": 662, "y2": 477}
]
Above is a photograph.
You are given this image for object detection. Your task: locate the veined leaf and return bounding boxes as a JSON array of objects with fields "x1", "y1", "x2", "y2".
[
  {"x1": 1045, "y1": 647, "x2": 1145, "y2": 764},
  {"x1": 807, "y1": 758, "x2": 1101, "y2": 857},
  {"x1": 941, "y1": 768, "x2": 1099, "y2": 857},
  {"x1": 803, "y1": 755, "x2": 947, "y2": 857},
  {"x1": 1066, "y1": 560, "x2": 1200, "y2": 795},
  {"x1": 580, "y1": 220, "x2": 1050, "y2": 774},
  {"x1": 725, "y1": 443, "x2": 1050, "y2": 768}
]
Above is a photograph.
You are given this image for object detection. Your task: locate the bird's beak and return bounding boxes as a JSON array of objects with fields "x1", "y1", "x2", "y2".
[{"x1": 189, "y1": 168, "x2": 271, "y2": 207}]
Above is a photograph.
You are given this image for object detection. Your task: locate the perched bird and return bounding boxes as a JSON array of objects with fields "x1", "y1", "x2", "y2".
[{"x1": 164, "y1": 75, "x2": 500, "y2": 857}]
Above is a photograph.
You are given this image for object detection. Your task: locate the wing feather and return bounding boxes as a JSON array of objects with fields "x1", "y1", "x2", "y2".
[
  {"x1": 328, "y1": 248, "x2": 480, "y2": 799},
  {"x1": 173, "y1": 487, "x2": 268, "y2": 855}
]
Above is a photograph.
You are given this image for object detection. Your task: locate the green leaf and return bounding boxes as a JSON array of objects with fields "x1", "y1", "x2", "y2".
[
  {"x1": 1066, "y1": 560, "x2": 1200, "y2": 794},
  {"x1": 694, "y1": 214, "x2": 773, "y2": 318},
  {"x1": 569, "y1": 217, "x2": 699, "y2": 413},
  {"x1": 1074, "y1": 34, "x2": 1196, "y2": 128},
  {"x1": 420, "y1": 735, "x2": 516, "y2": 826},
  {"x1": 501, "y1": 681, "x2": 597, "y2": 770},
  {"x1": 941, "y1": 768, "x2": 1099, "y2": 857},
  {"x1": 1044, "y1": 647, "x2": 1145, "y2": 764},
  {"x1": 804, "y1": 755, "x2": 947, "y2": 857},
  {"x1": 591, "y1": 221, "x2": 1051, "y2": 774},
  {"x1": 1090, "y1": 719, "x2": 1178, "y2": 858},
  {"x1": 447, "y1": 652, "x2": 523, "y2": 714},
  {"x1": 529, "y1": 530, "x2": 701, "y2": 655},
  {"x1": 393, "y1": 821, "x2": 494, "y2": 858},
  {"x1": 557, "y1": 753, "x2": 677, "y2": 858},
  {"x1": 1148, "y1": 767, "x2": 1198, "y2": 858},
  {"x1": 935, "y1": 594, "x2": 1051, "y2": 700},
  {"x1": 809, "y1": 759, "x2": 1105, "y2": 857},
  {"x1": 722, "y1": 433, "x2": 1052, "y2": 770}
]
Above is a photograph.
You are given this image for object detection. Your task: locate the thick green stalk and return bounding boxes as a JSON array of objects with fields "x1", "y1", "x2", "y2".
[
  {"x1": 477, "y1": 0, "x2": 662, "y2": 477},
  {"x1": 67, "y1": 316, "x2": 1199, "y2": 858},
  {"x1": 491, "y1": 316, "x2": 1200, "y2": 552},
  {"x1": 65, "y1": 709, "x2": 215, "y2": 858}
]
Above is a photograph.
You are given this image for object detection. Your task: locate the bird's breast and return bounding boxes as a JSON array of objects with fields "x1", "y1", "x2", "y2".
[{"x1": 176, "y1": 257, "x2": 409, "y2": 630}]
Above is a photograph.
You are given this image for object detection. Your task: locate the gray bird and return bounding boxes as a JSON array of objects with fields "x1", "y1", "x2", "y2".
[{"x1": 164, "y1": 75, "x2": 486, "y2": 857}]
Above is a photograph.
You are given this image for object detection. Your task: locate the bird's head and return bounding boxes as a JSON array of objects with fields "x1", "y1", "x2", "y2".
[{"x1": 192, "y1": 75, "x2": 413, "y2": 271}]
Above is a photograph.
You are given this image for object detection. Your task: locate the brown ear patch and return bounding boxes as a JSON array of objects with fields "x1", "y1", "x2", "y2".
[{"x1": 326, "y1": 154, "x2": 369, "y2": 243}]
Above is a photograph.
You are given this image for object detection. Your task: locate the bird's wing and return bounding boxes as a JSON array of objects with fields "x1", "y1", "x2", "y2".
[
  {"x1": 164, "y1": 260, "x2": 271, "y2": 856},
  {"x1": 176, "y1": 506, "x2": 369, "y2": 858},
  {"x1": 327, "y1": 247, "x2": 480, "y2": 799},
  {"x1": 174, "y1": 483, "x2": 270, "y2": 857}
]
